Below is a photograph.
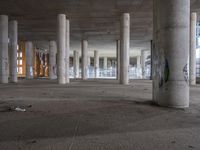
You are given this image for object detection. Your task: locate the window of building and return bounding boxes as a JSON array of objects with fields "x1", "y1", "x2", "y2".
[{"x1": 17, "y1": 45, "x2": 23, "y2": 75}]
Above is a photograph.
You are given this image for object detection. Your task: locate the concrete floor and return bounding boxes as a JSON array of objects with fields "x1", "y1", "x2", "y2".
[{"x1": 0, "y1": 79, "x2": 200, "y2": 150}]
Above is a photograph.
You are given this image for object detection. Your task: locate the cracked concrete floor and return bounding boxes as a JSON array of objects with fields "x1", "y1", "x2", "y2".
[{"x1": 0, "y1": 79, "x2": 200, "y2": 150}]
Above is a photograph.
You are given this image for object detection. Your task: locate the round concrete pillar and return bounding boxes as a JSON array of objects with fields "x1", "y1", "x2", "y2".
[
  {"x1": 65, "y1": 19, "x2": 70, "y2": 83},
  {"x1": 49, "y1": 41, "x2": 57, "y2": 79},
  {"x1": 141, "y1": 50, "x2": 147, "y2": 78},
  {"x1": 88, "y1": 56, "x2": 91, "y2": 67},
  {"x1": 137, "y1": 56, "x2": 141, "y2": 68},
  {"x1": 116, "y1": 40, "x2": 120, "y2": 80},
  {"x1": 190, "y1": 12, "x2": 197, "y2": 85},
  {"x1": 0, "y1": 15, "x2": 9, "y2": 83},
  {"x1": 94, "y1": 50, "x2": 99, "y2": 78},
  {"x1": 9, "y1": 20, "x2": 18, "y2": 83},
  {"x1": 153, "y1": 0, "x2": 190, "y2": 107},
  {"x1": 25, "y1": 41, "x2": 34, "y2": 79},
  {"x1": 81, "y1": 40, "x2": 88, "y2": 80},
  {"x1": 103, "y1": 57, "x2": 107, "y2": 70},
  {"x1": 73, "y1": 50, "x2": 79, "y2": 78},
  {"x1": 120, "y1": 13, "x2": 130, "y2": 85},
  {"x1": 57, "y1": 14, "x2": 66, "y2": 84}
]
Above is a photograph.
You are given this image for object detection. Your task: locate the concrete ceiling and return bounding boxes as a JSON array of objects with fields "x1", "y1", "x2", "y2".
[{"x1": 0, "y1": 0, "x2": 200, "y2": 56}]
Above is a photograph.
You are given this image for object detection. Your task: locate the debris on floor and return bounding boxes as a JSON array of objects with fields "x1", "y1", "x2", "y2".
[
  {"x1": 14, "y1": 107, "x2": 26, "y2": 112},
  {"x1": 0, "y1": 105, "x2": 32, "y2": 112},
  {"x1": 26, "y1": 140, "x2": 37, "y2": 144}
]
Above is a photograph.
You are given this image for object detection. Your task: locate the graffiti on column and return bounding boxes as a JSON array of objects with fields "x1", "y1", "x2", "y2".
[
  {"x1": 53, "y1": 66, "x2": 57, "y2": 75},
  {"x1": 4, "y1": 59, "x2": 8, "y2": 71},
  {"x1": 183, "y1": 64, "x2": 189, "y2": 83},
  {"x1": 159, "y1": 75, "x2": 164, "y2": 88},
  {"x1": 164, "y1": 59, "x2": 169, "y2": 83},
  {"x1": 159, "y1": 58, "x2": 169, "y2": 88}
]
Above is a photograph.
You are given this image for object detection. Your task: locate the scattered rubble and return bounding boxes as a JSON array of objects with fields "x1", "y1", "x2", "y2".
[{"x1": 0, "y1": 105, "x2": 32, "y2": 112}]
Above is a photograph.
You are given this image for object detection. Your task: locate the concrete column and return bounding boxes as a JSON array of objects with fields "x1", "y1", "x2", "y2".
[
  {"x1": 25, "y1": 41, "x2": 34, "y2": 79},
  {"x1": 141, "y1": 50, "x2": 146, "y2": 78},
  {"x1": 0, "y1": 15, "x2": 8, "y2": 83},
  {"x1": 39, "y1": 53, "x2": 44, "y2": 77},
  {"x1": 94, "y1": 50, "x2": 99, "y2": 78},
  {"x1": 57, "y1": 14, "x2": 66, "y2": 84},
  {"x1": 8, "y1": 20, "x2": 18, "y2": 83},
  {"x1": 190, "y1": 12, "x2": 197, "y2": 85},
  {"x1": 150, "y1": 40, "x2": 153, "y2": 80},
  {"x1": 103, "y1": 57, "x2": 107, "y2": 70},
  {"x1": 108, "y1": 60, "x2": 112, "y2": 69},
  {"x1": 36, "y1": 52, "x2": 41, "y2": 77},
  {"x1": 65, "y1": 19, "x2": 70, "y2": 83},
  {"x1": 137, "y1": 56, "x2": 141, "y2": 78},
  {"x1": 87, "y1": 56, "x2": 91, "y2": 78},
  {"x1": 88, "y1": 56, "x2": 91, "y2": 66},
  {"x1": 120, "y1": 13, "x2": 130, "y2": 85},
  {"x1": 116, "y1": 40, "x2": 120, "y2": 80},
  {"x1": 45, "y1": 54, "x2": 49, "y2": 77},
  {"x1": 81, "y1": 40, "x2": 88, "y2": 80},
  {"x1": 136, "y1": 56, "x2": 141, "y2": 68},
  {"x1": 153, "y1": 0, "x2": 190, "y2": 107},
  {"x1": 73, "y1": 50, "x2": 79, "y2": 78},
  {"x1": 49, "y1": 41, "x2": 57, "y2": 79}
]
